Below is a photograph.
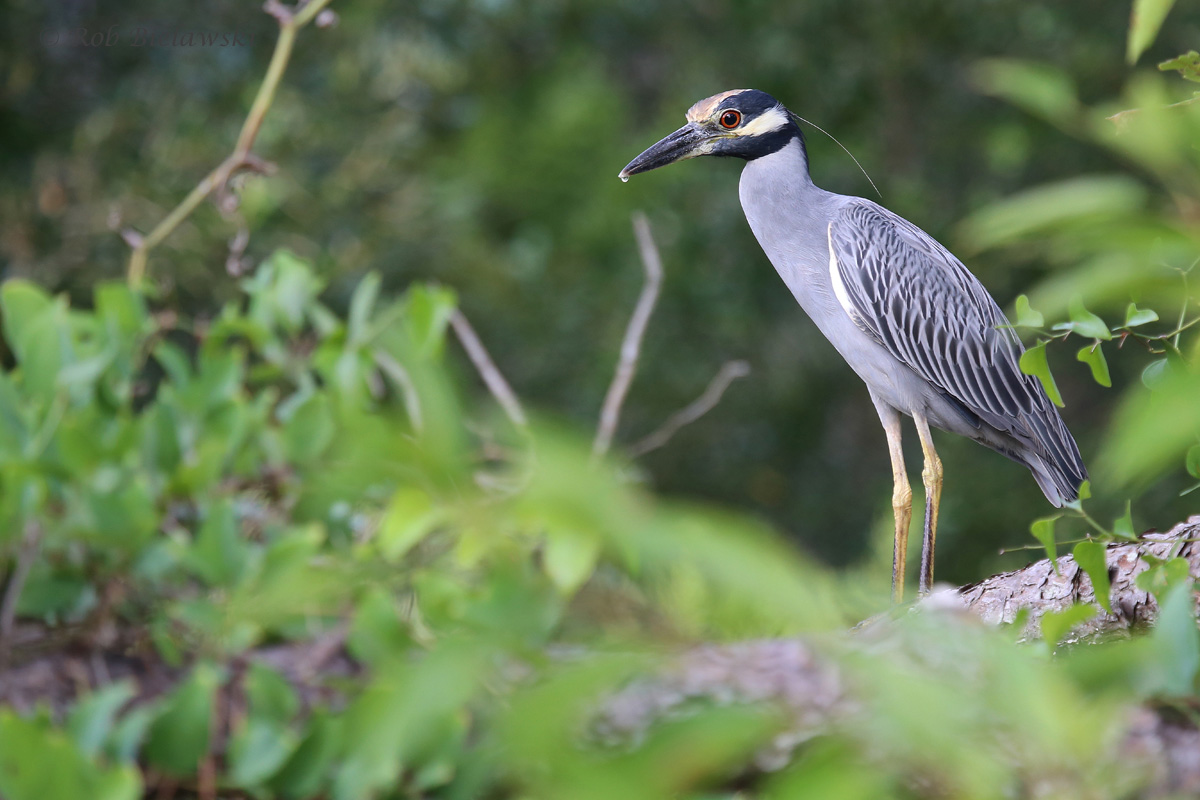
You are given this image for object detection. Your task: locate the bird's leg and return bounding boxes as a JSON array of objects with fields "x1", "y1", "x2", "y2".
[
  {"x1": 876, "y1": 405, "x2": 912, "y2": 603},
  {"x1": 913, "y1": 412, "x2": 943, "y2": 594}
]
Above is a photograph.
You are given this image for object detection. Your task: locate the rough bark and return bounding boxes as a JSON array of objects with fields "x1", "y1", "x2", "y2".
[{"x1": 959, "y1": 515, "x2": 1200, "y2": 639}]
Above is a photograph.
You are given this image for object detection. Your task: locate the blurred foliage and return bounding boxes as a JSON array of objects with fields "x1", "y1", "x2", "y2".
[
  {"x1": 962, "y1": 40, "x2": 1200, "y2": 514},
  {"x1": 4, "y1": 2, "x2": 1200, "y2": 798},
  {"x1": 0, "y1": 256, "x2": 1196, "y2": 799},
  {"x1": 3, "y1": 0, "x2": 1197, "y2": 581}
]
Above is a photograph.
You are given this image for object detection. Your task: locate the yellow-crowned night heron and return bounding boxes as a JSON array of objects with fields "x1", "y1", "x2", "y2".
[{"x1": 620, "y1": 89, "x2": 1087, "y2": 600}]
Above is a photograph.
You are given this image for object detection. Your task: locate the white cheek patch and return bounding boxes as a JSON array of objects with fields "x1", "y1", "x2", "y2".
[{"x1": 737, "y1": 106, "x2": 789, "y2": 138}]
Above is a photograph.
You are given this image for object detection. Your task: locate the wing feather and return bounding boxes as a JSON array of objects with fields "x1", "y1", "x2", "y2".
[{"x1": 827, "y1": 198, "x2": 1086, "y2": 502}]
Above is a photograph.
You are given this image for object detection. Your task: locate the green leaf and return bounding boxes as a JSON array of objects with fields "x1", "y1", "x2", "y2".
[
  {"x1": 1040, "y1": 602, "x2": 1097, "y2": 647},
  {"x1": 1128, "y1": 0, "x2": 1178, "y2": 64},
  {"x1": 1135, "y1": 556, "x2": 1191, "y2": 599},
  {"x1": 1014, "y1": 295, "x2": 1044, "y2": 328},
  {"x1": 105, "y1": 705, "x2": 155, "y2": 763},
  {"x1": 1018, "y1": 342, "x2": 1063, "y2": 407},
  {"x1": 269, "y1": 713, "x2": 343, "y2": 799},
  {"x1": 244, "y1": 662, "x2": 300, "y2": 723},
  {"x1": 543, "y1": 528, "x2": 601, "y2": 594},
  {"x1": 1076, "y1": 344, "x2": 1112, "y2": 387},
  {"x1": 95, "y1": 282, "x2": 150, "y2": 340},
  {"x1": 404, "y1": 285, "x2": 457, "y2": 359},
  {"x1": 957, "y1": 175, "x2": 1145, "y2": 251},
  {"x1": 16, "y1": 298, "x2": 69, "y2": 403},
  {"x1": 1123, "y1": 302, "x2": 1159, "y2": 328},
  {"x1": 1112, "y1": 501, "x2": 1137, "y2": 541},
  {"x1": 57, "y1": 347, "x2": 116, "y2": 390},
  {"x1": 0, "y1": 280, "x2": 53, "y2": 364},
  {"x1": 1187, "y1": 444, "x2": 1200, "y2": 479},
  {"x1": 970, "y1": 60, "x2": 1080, "y2": 127},
  {"x1": 153, "y1": 340, "x2": 193, "y2": 389},
  {"x1": 1159, "y1": 50, "x2": 1200, "y2": 82},
  {"x1": 0, "y1": 710, "x2": 141, "y2": 800},
  {"x1": 347, "y1": 588, "x2": 414, "y2": 666},
  {"x1": 281, "y1": 390, "x2": 335, "y2": 463},
  {"x1": 1030, "y1": 515, "x2": 1060, "y2": 567},
  {"x1": 1054, "y1": 297, "x2": 1111, "y2": 340},
  {"x1": 1073, "y1": 540, "x2": 1112, "y2": 614},
  {"x1": 1102, "y1": 368, "x2": 1200, "y2": 486},
  {"x1": 1141, "y1": 358, "x2": 1169, "y2": 389},
  {"x1": 144, "y1": 663, "x2": 220, "y2": 777},
  {"x1": 332, "y1": 643, "x2": 488, "y2": 800},
  {"x1": 249, "y1": 250, "x2": 324, "y2": 334},
  {"x1": 67, "y1": 681, "x2": 136, "y2": 758},
  {"x1": 228, "y1": 718, "x2": 298, "y2": 788},
  {"x1": 1146, "y1": 580, "x2": 1200, "y2": 695},
  {"x1": 377, "y1": 486, "x2": 444, "y2": 561},
  {"x1": 347, "y1": 272, "x2": 381, "y2": 347}
]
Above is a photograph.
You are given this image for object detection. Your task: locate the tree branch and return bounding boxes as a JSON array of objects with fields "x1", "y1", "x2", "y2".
[
  {"x1": 0, "y1": 523, "x2": 42, "y2": 664},
  {"x1": 449, "y1": 309, "x2": 528, "y2": 429},
  {"x1": 125, "y1": 0, "x2": 334, "y2": 286},
  {"x1": 594, "y1": 212, "x2": 663, "y2": 458},
  {"x1": 629, "y1": 360, "x2": 751, "y2": 457},
  {"x1": 958, "y1": 514, "x2": 1200, "y2": 639}
]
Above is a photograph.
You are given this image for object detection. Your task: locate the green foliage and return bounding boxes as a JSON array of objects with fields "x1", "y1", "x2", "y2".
[
  {"x1": 1017, "y1": 341, "x2": 1063, "y2": 407},
  {"x1": 1029, "y1": 515, "x2": 1060, "y2": 565},
  {"x1": 1, "y1": 251, "x2": 1196, "y2": 798},
  {"x1": 1041, "y1": 603, "x2": 1098, "y2": 648},
  {"x1": 0, "y1": 710, "x2": 141, "y2": 800},
  {"x1": 1071, "y1": 540, "x2": 1113, "y2": 614},
  {"x1": 1144, "y1": 581, "x2": 1200, "y2": 696},
  {"x1": 4, "y1": 6, "x2": 1200, "y2": 798},
  {"x1": 1159, "y1": 50, "x2": 1200, "y2": 83},
  {"x1": 1127, "y1": 0, "x2": 1180, "y2": 63},
  {"x1": 965, "y1": 42, "x2": 1200, "y2": 549}
]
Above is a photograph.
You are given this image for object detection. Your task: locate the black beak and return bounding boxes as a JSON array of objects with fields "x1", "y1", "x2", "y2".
[{"x1": 619, "y1": 123, "x2": 709, "y2": 181}]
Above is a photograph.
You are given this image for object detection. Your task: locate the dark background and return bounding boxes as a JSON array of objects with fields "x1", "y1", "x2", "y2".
[{"x1": 3, "y1": 0, "x2": 1197, "y2": 584}]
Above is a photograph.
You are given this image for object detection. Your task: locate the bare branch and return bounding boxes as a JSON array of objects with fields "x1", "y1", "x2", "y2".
[
  {"x1": 125, "y1": 0, "x2": 334, "y2": 285},
  {"x1": 0, "y1": 523, "x2": 42, "y2": 663},
  {"x1": 629, "y1": 360, "x2": 751, "y2": 457},
  {"x1": 449, "y1": 310, "x2": 528, "y2": 429},
  {"x1": 594, "y1": 212, "x2": 664, "y2": 458}
]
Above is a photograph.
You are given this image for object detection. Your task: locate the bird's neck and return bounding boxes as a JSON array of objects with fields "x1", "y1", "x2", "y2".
[
  {"x1": 738, "y1": 137, "x2": 832, "y2": 283},
  {"x1": 742, "y1": 122, "x2": 810, "y2": 170},
  {"x1": 741, "y1": 137, "x2": 817, "y2": 194}
]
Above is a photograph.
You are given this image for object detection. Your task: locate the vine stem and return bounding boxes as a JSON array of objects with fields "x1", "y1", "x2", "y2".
[{"x1": 126, "y1": 0, "x2": 334, "y2": 286}]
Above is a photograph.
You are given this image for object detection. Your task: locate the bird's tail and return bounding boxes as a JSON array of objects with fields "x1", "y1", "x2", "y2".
[{"x1": 1025, "y1": 451, "x2": 1088, "y2": 508}]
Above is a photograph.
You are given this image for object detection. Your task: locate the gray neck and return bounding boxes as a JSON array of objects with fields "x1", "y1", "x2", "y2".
[
  {"x1": 739, "y1": 139, "x2": 833, "y2": 264},
  {"x1": 738, "y1": 139, "x2": 844, "y2": 318}
]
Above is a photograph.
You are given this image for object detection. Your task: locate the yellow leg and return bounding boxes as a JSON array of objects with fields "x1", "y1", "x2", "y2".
[
  {"x1": 913, "y1": 412, "x2": 943, "y2": 595},
  {"x1": 879, "y1": 408, "x2": 912, "y2": 603}
]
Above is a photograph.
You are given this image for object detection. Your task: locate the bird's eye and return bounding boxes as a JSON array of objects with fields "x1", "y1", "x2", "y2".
[{"x1": 719, "y1": 110, "x2": 742, "y2": 129}]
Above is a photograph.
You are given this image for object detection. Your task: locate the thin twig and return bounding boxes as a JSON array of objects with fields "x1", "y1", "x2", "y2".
[
  {"x1": 0, "y1": 522, "x2": 42, "y2": 661},
  {"x1": 125, "y1": 0, "x2": 334, "y2": 285},
  {"x1": 629, "y1": 360, "x2": 752, "y2": 457},
  {"x1": 593, "y1": 212, "x2": 664, "y2": 458},
  {"x1": 449, "y1": 310, "x2": 528, "y2": 428}
]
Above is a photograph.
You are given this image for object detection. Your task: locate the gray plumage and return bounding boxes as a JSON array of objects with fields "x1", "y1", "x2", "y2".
[
  {"x1": 620, "y1": 89, "x2": 1087, "y2": 597},
  {"x1": 827, "y1": 200, "x2": 1086, "y2": 506}
]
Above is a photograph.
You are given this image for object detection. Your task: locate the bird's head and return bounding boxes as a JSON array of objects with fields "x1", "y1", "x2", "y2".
[{"x1": 619, "y1": 89, "x2": 800, "y2": 181}]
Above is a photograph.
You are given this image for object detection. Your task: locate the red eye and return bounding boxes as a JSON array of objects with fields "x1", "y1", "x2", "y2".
[{"x1": 719, "y1": 110, "x2": 742, "y2": 129}]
